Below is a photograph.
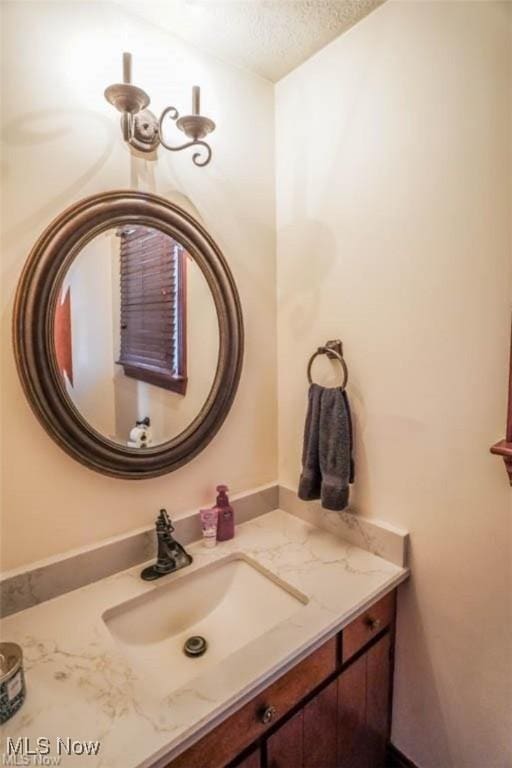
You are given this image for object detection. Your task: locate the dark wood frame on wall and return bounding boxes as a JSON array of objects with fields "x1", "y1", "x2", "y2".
[
  {"x1": 491, "y1": 320, "x2": 512, "y2": 484},
  {"x1": 13, "y1": 190, "x2": 244, "y2": 479}
]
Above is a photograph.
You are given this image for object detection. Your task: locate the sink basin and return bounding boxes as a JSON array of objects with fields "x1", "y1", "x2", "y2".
[{"x1": 102, "y1": 554, "x2": 308, "y2": 695}]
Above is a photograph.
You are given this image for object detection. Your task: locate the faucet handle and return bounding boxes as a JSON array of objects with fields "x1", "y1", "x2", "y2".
[{"x1": 156, "y1": 508, "x2": 174, "y2": 534}]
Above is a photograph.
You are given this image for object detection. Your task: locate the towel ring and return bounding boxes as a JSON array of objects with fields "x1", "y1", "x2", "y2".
[{"x1": 307, "y1": 341, "x2": 348, "y2": 390}]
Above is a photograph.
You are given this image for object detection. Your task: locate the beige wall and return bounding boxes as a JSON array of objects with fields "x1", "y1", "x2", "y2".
[
  {"x1": 0, "y1": 0, "x2": 277, "y2": 569},
  {"x1": 276, "y1": 2, "x2": 511, "y2": 767}
]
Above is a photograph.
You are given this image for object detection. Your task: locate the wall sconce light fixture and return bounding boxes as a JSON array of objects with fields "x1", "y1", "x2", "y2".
[{"x1": 104, "y1": 53, "x2": 216, "y2": 166}]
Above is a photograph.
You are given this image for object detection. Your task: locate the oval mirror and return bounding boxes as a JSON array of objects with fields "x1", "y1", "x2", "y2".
[{"x1": 14, "y1": 191, "x2": 243, "y2": 478}]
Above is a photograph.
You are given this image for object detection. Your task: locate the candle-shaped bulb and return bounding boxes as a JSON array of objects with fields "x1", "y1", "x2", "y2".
[
  {"x1": 192, "y1": 85, "x2": 200, "y2": 116},
  {"x1": 123, "y1": 52, "x2": 132, "y2": 85}
]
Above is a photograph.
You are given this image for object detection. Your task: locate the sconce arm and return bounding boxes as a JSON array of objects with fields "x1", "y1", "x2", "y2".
[{"x1": 158, "y1": 107, "x2": 213, "y2": 167}]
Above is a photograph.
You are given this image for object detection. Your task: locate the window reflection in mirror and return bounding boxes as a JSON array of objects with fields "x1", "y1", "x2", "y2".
[
  {"x1": 117, "y1": 225, "x2": 187, "y2": 395},
  {"x1": 54, "y1": 226, "x2": 219, "y2": 448}
]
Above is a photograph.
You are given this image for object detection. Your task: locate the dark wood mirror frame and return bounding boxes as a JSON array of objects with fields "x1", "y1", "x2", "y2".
[
  {"x1": 491, "y1": 321, "x2": 512, "y2": 484},
  {"x1": 13, "y1": 190, "x2": 244, "y2": 479}
]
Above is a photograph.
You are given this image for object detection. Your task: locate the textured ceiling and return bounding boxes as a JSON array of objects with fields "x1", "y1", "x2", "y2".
[{"x1": 115, "y1": 0, "x2": 384, "y2": 82}]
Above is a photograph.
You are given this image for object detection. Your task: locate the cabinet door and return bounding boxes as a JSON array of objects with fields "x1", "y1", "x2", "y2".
[
  {"x1": 303, "y1": 679, "x2": 338, "y2": 768},
  {"x1": 266, "y1": 679, "x2": 337, "y2": 768},
  {"x1": 366, "y1": 633, "x2": 391, "y2": 768},
  {"x1": 338, "y1": 634, "x2": 392, "y2": 768},
  {"x1": 233, "y1": 748, "x2": 261, "y2": 768},
  {"x1": 267, "y1": 709, "x2": 304, "y2": 768},
  {"x1": 338, "y1": 653, "x2": 367, "y2": 768}
]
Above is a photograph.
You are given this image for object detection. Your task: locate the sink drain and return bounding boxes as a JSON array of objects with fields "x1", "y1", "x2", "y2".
[{"x1": 183, "y1": 636, "x2": 208, "y2": 658}]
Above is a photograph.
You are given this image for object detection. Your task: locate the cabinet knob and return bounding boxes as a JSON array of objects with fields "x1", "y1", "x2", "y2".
[
  {"x1": 365, "y1": 616, "x2": 382, "y2": 632},
  {"x1": 259, "y1": 705, "x2": 277, "y2": 724}
]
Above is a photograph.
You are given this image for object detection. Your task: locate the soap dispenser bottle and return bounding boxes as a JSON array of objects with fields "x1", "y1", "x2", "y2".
[{"x1": 215, "y1": 484, "x2": 234, "y2": 541}]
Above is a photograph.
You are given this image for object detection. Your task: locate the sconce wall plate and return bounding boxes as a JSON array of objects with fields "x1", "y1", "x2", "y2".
[
  {"x1": 131, "y1": 109, "x2": 160, "y2": 152},
  {"x1": 105, "y1": 53, "x2": 215, "y2": 166}
]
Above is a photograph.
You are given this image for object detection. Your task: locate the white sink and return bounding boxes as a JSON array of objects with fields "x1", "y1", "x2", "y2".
[{"x1": 102, "y1": 554, "x2": 308, "y2": 695}]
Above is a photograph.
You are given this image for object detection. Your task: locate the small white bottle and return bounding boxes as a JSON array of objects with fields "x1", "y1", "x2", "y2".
[{"x1": 199, "y1": 508, "x2": 218, "y2": 548}]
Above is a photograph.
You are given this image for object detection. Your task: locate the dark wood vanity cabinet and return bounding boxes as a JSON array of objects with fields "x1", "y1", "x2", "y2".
[
  {"x1": 166, "y1": 591, "x2": 396, "y2": 768},
  {"x1": 265, "y1": 634, "x2": 391, "y2": 768}
]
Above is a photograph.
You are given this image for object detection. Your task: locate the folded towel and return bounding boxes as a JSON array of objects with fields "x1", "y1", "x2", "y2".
[
  {"x1": 319, "y1": 387, "x2": 354, "y2": 511},
  {"x1": 298, "y1": 383, "x2": 323, "y2": 501},
  {"x1": 298, "y1": 385, "x2": 354, "y2": 511}
]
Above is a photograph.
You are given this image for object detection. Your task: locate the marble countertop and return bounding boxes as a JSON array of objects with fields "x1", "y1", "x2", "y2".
[{"x1": 0, "y1": 510, "x2": 408, "y2": 768}]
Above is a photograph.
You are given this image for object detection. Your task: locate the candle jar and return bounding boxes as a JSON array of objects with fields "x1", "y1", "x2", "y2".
[{"x1": 0, "y1": 642, "x2": 26, "y2": 723}]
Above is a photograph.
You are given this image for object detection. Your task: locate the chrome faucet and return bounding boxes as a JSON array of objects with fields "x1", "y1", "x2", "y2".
[{"x1": 141, "y1": 509, "x2": 193, "y2": 581}]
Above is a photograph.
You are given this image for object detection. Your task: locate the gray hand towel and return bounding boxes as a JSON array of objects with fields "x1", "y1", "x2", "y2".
[
  {"x1": 298, "y1": 385, "x2": 354, "y2": 511},
  {"x1": 319, "y1": 387, "x2": 353, "y2": 511},
  {"x1": 298, "y1": 383, "x2": 323, "y2": 501}
]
